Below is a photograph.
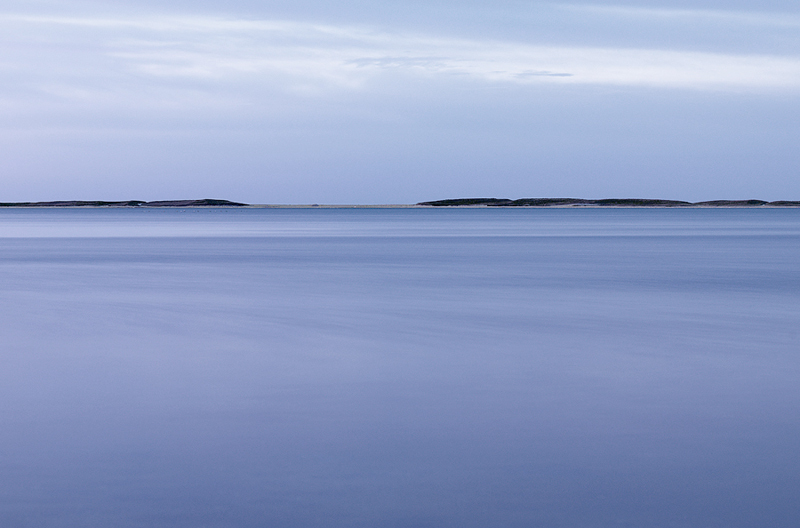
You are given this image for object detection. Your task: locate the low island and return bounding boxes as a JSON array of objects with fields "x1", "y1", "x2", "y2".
[
  {"x1": 2, "y1": 198, "x2": 799, "y2": 208},
  {"x1": 0, "y1": 199, "x2": 248, "y2": 207},
  {"x1": 417, "y1": 198, "x2": 800, "y2": 207}
]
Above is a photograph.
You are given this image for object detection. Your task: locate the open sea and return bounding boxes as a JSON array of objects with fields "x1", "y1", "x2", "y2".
[{"x1": 1, "y1": 207, "x2": 799, "y2": 527}]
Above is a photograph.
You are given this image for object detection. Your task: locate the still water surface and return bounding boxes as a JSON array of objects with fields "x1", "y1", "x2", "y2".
[{"x1": 1, "y1": 208, "x2": 799, "y2": 527}]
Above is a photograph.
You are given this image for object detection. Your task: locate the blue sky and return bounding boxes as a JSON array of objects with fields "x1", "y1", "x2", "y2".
[{"x1": 1, "y1": 0, "x2": 799, "y2": 203}]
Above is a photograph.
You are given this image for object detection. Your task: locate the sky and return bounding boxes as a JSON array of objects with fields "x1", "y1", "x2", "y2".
[{"x1": 1, "y1": 0, "x2": 799, "y2": 203}]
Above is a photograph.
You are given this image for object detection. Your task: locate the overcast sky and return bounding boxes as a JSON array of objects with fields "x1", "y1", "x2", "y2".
[{"x1": 2, "y1": 0, "x2": 799, "y2": 203}]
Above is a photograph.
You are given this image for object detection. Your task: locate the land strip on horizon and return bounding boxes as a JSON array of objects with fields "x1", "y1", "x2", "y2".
[
  {"x1": 417, "y1": 198, "x2": 800, "y2": 207},
  {"x1": 2, "y1": 198, "x2": 800, "y2": 208},
  {"x1": 0, "y1": 199, "x2": 247, "y2": 207}
]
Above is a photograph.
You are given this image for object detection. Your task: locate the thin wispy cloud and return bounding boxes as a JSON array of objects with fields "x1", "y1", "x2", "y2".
[
  {"x1": 2, "y1": 11, "x2": 800, "y2": 118},
  {"x1": 559, "y1": 3, "x2": 800, "y2": 28}
]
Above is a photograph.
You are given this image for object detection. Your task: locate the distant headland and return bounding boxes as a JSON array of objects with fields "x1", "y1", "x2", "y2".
[
  {"x1": 417, "y1": 198, "x2": 800, "y2": 207},
  {"x1": 0, "y1": 199, "x2": 248, "y2": 207}
]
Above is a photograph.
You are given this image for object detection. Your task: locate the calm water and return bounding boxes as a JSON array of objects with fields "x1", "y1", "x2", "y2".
[{"x1": 1, "y1": 208, "x2": 799, "y2": 527}]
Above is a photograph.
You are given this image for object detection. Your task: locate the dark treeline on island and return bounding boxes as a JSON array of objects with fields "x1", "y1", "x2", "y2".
[
  {"x1": 418, "y1": 198, "x2": 800, "y2": 207},
  {"x1": 4, "y1": 198, "x2": 800, "y2": 208},
  {"x1": 0, "y1": 199, "x2": 248, "y2": 207}
]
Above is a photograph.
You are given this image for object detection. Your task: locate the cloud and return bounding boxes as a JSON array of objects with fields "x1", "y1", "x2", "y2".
[
  {"x1": 559, "y1": 3, "x2": 800, "y2": 28},
  {"x1": 2, "y1": 10, "x2": 800, "y2": 125}
]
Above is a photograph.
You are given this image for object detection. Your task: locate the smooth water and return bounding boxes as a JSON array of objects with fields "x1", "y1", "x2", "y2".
[{"x1": 1, "y1": 208, "x2": 798, "y2": 527}]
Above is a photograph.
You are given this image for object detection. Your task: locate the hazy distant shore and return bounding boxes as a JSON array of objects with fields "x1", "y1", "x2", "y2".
[{"x1": 2, "y1": 198, "x2": 800, "y2": 208}]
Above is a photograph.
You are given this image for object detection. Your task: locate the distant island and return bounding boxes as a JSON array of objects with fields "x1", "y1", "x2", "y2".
[
  {"x1": 3, "y1": 198, "x2": 799, "y2": 208},
  {"x1": 417, "y1": 198, "x2": 800, "y2": 207},
  {"x1": 0, "y1": 199, "x2": 248, "y2": 207}
]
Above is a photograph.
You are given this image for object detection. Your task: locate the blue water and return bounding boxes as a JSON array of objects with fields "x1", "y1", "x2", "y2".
[{"x1": 1, "y1": 208, "x2": 798, "y2": 527}]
